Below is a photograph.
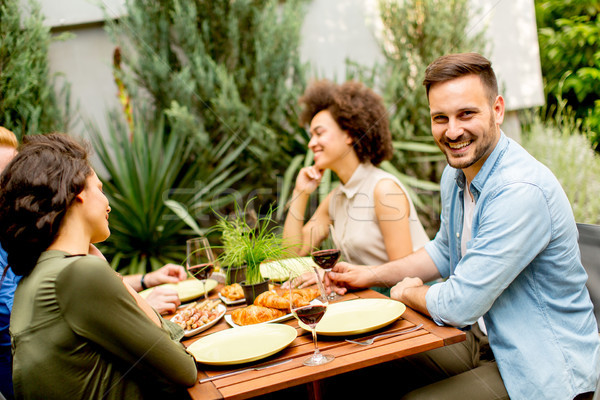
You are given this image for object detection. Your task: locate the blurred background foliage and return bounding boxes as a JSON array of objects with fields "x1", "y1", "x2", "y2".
[
  {"x1": 521, "y1": 103, "x2": 600, "y2": 225},
  {"x1": 535, "y1": 0, "x2": 600, "y2": 149},
  {"x1": 94, "y1": 0, "x2": 309, "y2": 273},
  {"x1": 0, "y1": 0, "x2": 71, "y2": 139},
  {"x1": 2, "y1": 0, "x2": 600, "y2": 273},
  {"x1": 347, "y1": 0, "x2": 485, "y2": 236}
]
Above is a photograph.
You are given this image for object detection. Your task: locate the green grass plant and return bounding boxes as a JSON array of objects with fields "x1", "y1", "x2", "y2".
[
  {"x1": 521, "y1": 110, "x2": 600, "y2": 225},
  {"x1": 212, "y1": 202, "x2": 290, "y2": 285}
]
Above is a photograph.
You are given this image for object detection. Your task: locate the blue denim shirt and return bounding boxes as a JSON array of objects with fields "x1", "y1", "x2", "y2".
[
  {"x1": 1, "y1": 243, "x2": 20, "y2": 399},
  {"x1": 425, "y1": 133, "x2": 600, "y2": 400}
]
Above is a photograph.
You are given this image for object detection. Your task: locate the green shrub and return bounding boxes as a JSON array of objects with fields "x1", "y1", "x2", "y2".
[
  {"x1": 0, "y1": 0, "x2": 71, "y2": 138},
  {"x1": 521, "y1": 111, "x2": 600, "y2": 224},
  {"x1": 535, "y1": 0, "x2": 600, "y2": 147},
  {"x1": 103, "y1": 0, "x2": 308, "y2": 199}
]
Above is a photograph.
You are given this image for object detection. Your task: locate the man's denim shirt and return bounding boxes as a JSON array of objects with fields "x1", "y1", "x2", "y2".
[{"x1": 425, "y1": 132, "x2": 600, "y2": 400}]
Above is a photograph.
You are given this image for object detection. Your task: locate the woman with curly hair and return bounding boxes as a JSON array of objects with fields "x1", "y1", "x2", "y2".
[
  {"x1": 0, "y1": 133, "x2": 197, "y2": 399},
  {"x1": 283, "y1": 80, "x2": 428, "y2": 294}
]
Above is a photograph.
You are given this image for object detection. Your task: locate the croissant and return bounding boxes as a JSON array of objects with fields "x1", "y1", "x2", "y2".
[
  {"x1": 254, "y1": 290, "x2": 289, "y2": 309},
  {"x1": 220, "y1": 283, "x2": 244, "y2": 301},
  {"x1": 282, "y1": 288, "x2": 320, "y2": 308},
  {"x1": 298, "y1": 288, "x2": 319, "y2": 302},
  {"x1": 231, "y1": 305, "x2": 286, "y2": 325}
]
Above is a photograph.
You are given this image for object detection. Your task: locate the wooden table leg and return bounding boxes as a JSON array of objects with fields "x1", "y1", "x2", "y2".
[{"x1": 307, "y1": 380, "x2": 323, "y2": 400}]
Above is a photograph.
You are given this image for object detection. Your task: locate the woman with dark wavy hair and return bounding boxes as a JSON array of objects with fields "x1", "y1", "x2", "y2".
[
  {"x1": 0, "y1": 133, "x2": 197, "y2": 399},
  {"x1": 283, "y1": 80, "x2": 429, "y2": 294}
]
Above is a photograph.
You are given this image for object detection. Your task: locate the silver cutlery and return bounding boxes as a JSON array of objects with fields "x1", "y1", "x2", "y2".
[
  {"x1": 344, "y1": 324, "x2": 424, "y2": 346},
  {"x1": 199, "y1": 359, "x2": 293, "y2": 384}
]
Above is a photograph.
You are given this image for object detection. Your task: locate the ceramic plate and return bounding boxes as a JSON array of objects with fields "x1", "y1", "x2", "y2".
[
  {"x1": 260, "y1": 257, "x2": 318, "y2": 282},
  {"x1": 218, "y1": 293, "x2": 246, "y2": 306},
  {"x1": 187, "y1": 323, "x2": 297, "y2": 365},
  {"x1": 183, "y1": 304, "x2": 226, "y2": 337},
  {"x1": 139, "y1": 279, "x2": 218, "y2": 303},
  {"x1": 299, "y1": 298, "x2": 406, "y2": 336},
  {"x1": 224, "y1": 312, "x2": 294, "y2": 328}
]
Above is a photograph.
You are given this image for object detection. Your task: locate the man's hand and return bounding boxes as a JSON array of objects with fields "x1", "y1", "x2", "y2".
[
  {"x1": 390, "y1": 277, "x2": 424, "y2": 301},
  {"x1": 326, "y1": 261, "x2": 376, "y2": 295},
  {"x1": 143, "y1": 286, "x2": 181, "y2": 315},
  {"x1": 144, "y1": 264, "x2": 187, "y2": 288},
  {"x1": 390, "y1": 277, "x2": 430, "y2": 316},
  {"x1": 280, "y1": 270, "x2": 320, "y2": 289}
]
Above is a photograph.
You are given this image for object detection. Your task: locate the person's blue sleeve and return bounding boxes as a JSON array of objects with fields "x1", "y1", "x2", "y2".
[{"x1": 426, "y1": 182, "x2": 552, "y2": 327}]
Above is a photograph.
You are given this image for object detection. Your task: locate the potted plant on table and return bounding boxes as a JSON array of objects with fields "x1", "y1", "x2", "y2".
[{"x1": 213, "y1": 203, "x2": 288, "y2": 304}]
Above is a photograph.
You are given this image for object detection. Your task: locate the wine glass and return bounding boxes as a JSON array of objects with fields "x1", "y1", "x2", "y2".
[
  {"x1": 186, "y1": 237, "x2": 215, "y2": 300},
  {"x1": 288, "y1": 271, "x2": 334, "y2": 366},
  {"x1": 310, "y1": 226, "x2": 341, "y2": 301}
]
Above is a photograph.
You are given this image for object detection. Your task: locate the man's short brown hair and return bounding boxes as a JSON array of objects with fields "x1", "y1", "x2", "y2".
[
  {"x1": 423, "y1": 52, "x2": 498, "y2": 104},
  {"x1": 298, "y1": 80, "x2": 393, "y2": 166}
]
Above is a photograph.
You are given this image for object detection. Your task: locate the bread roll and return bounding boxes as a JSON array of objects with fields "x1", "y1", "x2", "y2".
[
  {"x1": 231, "y1": 305, "x2": 286, "y2": 325},
  {"x1": 282, "y1": 288, "x2": 320, "y2": 308},
  {"x1": 254, "y1": 290, "x2": 289, "y2": 309},
  {"x1": 220, "y1": 283, "x2": 244, "y2": 301}
]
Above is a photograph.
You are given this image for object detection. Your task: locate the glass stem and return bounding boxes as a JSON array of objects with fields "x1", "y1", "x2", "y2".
[{"x1": 311, "y1": 328, "x2": 321, "y2": 355}]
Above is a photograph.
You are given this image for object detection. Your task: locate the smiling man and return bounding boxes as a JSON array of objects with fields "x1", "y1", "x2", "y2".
[{"x1": 329, "y1": 53, "x2": 599, "y2": 399}]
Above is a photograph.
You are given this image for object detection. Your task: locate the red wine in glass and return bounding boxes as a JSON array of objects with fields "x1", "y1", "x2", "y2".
[
  {"x1": 288, "y1": 270, "x2": 334, "y2": 366},
  {"x1": 293, "y1": 304, "x2": 327, "y2": 328},
  {"x1": 188, "y1": 263, "x2": 214, "y2": 280},
  {"x1": 311, "y1": 249, "x2": 340, "y2": 270}
]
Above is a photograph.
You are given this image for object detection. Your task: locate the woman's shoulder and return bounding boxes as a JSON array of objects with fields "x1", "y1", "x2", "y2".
[
  {"x1": 54, "y1": 254, "x2": 120, "y2": 292},
  {"x1": 369, "y1": 167, "x2": 406, "y2": 194},
  {"x1": 360, "y1": 164, "x2": 401, "y2": 186}
]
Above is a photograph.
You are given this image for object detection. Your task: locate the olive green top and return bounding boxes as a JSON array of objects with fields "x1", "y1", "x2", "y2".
[{"x1": 10, "y1": 250, "x2": 197, "y2": 399}]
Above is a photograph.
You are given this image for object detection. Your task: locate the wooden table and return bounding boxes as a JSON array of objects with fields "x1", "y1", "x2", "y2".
[{"x1": 182, "y1": 288, "x2": 465, "y2": 400}]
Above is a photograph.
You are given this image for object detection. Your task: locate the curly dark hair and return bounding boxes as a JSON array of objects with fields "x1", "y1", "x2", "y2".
[
  {"x1": 0, "y1": 133, "x2": 92, "y2": 276},
  {"x1": 298, "y1": 80, "x2": 393, "y2": 165}
]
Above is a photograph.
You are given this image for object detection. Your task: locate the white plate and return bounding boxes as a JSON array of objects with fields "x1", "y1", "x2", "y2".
[
  {"x1": 182, "y1": 304, "x2": 227, "y2": 337},
  {"x1": 260, "y1": 257, "x2": 318, "y2": 282},
  {"x1": 299, "y1": 298, "x2": 406, "y2": 336},
  {"x1": 218, "y1": 293, "x2": 246, "y2": 305},
  {"x1": 187, "y1": 323, "x2": 297, "y2": 365},
  {"x1": 224, "y1": 312, "x2": 294, "y2": 328},
  {"x1": 139, "y1": 279, "x2": 218, "y2": 303}
]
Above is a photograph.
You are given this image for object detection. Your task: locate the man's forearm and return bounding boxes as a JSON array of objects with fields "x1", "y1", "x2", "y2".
[
  {"x1": 395, "y1": 285, "x2": 431, "y2": 316},
  {"x1": 371, "y1": 247, "x2": 441, "y2": 288}
]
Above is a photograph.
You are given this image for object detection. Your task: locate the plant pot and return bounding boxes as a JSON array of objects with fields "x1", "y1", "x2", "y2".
[
  {"x1": 225, "y1": 265, "x2": 247, "y2": 285},
  {"x1": 240, "y1": 279, "x2": 270, "y2": 305}
]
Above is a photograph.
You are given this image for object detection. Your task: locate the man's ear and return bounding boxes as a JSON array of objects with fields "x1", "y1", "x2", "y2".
[{"x1": 493, "y1": 95, "x2": 505, "y2": 125}]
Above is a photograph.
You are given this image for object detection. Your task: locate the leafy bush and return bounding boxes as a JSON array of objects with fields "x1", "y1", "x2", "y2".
[
  {"x1": 90, "y1": 98, "x2": 254, "y2": 274},
  {"x1": 91, "y1": 0, "x2": 308, "y2": 272},
  {"x1": 535, "y1": 0, "x2": 600, "y2": 147},
  {"x1": 104, "y1": 0, "x2": 308, "y2": 198},
  {"x1": 89, "y1": 109, "x2": 198, "y2": 274},
  {"x1": 521, "y1": 110, "x2": 600, "y2": 224},
  {"x1": 0, "y1": 0, "x2": 71, "y2": 138}
]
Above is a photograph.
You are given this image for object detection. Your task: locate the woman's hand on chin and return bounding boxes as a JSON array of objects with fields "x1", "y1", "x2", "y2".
[{"x1": 294, "y1": 166, "x2": 324, "y2": 195}]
